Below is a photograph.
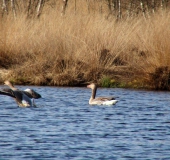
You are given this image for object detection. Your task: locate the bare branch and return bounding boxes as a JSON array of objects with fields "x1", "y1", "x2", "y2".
[
  {"x1": 152, "y1": 0, "x2": 155, "y2": 13},
  {"x1": 11, "y1": 0, "x2": 16, "y2": 18},
  {"x1": 36, "y1": 0, "x2": 44, "y2": 18},
  {"x1": 140, "y1": 0, "x2": 146, "y2": 19},
  {"x1": 118, "y1": 0, "x2": 121, "y2": 19},
  {"x1": 2, "y1": 0, "x2": 8, "y2": 15},
  {"x1": 61, "y1": 0, "x2": 68, "y2": 16},
  {"x1": 27, "y1": 0, "x2": 32, "y2": 17}
]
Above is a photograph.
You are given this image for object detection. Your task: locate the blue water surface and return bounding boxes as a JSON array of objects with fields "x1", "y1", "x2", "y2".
[{"x1": 0, "y1": 85, "x2": 170, "y2": 160}]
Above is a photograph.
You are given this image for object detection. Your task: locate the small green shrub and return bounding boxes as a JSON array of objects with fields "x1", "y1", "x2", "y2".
[{"x1": 100, "y1": 76, "x2": 111, "y2": 87}]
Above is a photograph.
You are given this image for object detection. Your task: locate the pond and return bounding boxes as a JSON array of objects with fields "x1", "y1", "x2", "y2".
[{"x1": 0, "y1": 85, "x2": 170, "y2": 159}]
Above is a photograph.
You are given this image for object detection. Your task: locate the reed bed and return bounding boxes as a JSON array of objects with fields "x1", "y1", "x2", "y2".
[{"x1": 0, "y1": 1, "x2": 170, "y2": 89}]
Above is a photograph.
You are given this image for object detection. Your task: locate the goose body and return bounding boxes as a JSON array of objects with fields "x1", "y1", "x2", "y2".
[
  {"x1": 0, "y1": 81, "x2": 41, "y2": 107},
  {"x1": 87, "y1": 83, "x2": 118, "y2": 105}
]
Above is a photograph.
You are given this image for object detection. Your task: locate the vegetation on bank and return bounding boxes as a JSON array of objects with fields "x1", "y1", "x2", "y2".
[{"x1": 0, "y1": 0, "x2": 170, "y2": 90}]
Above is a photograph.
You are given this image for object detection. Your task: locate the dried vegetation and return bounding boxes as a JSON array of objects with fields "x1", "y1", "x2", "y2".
[{"x1": 0, "y1": 0, "x2": 170, "y2": 89}]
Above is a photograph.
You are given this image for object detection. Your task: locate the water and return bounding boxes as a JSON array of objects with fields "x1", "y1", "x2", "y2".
[{"x1": 0, "y1": 85, "x2": 170, "y2": 160}]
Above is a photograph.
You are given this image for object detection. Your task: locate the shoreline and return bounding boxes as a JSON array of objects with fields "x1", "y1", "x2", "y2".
[{"x1": 0, "y1": 67, "x2": 168, "y2": 91}]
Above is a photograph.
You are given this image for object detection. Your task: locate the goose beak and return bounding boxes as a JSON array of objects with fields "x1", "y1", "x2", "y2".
[{"x1": 87, "y1": 85, "x2": 90, "y2": 88}]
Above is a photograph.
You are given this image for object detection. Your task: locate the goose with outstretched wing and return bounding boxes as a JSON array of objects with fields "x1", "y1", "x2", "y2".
[{"x1": 0, "y1": 81, "x2": 41, "y2": 107}]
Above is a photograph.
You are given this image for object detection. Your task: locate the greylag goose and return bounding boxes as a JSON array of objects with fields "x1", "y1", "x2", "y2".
[
  {"x1": 87, "y1": 83, "x2": 118, "y2": 105},
  {"x1": 0, "y1": 80, "x2": 41, "y2": 107}
]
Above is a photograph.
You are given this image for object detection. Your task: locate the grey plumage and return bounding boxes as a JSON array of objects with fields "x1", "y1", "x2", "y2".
[
  {"x1": 0, "y1": 81, "x2": 41, "y2": 107},
  {"x1": 87, "y1": 83, "x2": 118, "y2": 105}
]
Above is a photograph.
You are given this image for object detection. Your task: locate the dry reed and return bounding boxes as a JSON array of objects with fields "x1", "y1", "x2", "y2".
[{"x1": 0, "y1": 1, "x2": 170, "y2": 89}]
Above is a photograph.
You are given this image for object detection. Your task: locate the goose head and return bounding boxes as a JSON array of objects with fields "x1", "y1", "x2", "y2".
[
  {"x1": 87, "y1": 83, "x2": 97, "y2": 90},
  {"x1": 4, "y1": 80, "x2": 15, "y2": 88},
  {"x1": 4, "y1": 80, "x2": 11, "y2": 86}
]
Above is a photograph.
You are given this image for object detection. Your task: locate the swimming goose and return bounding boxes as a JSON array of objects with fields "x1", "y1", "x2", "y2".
[
  {"x1": 87, "y1": 83, "x2": 118, "y2": 105},
  {"x1": 0, "y1": 80, "x2": 41, "y2": 107}
]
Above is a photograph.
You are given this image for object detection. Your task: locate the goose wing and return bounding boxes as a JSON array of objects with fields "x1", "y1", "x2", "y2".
[
  {"x1": 0, "y1": 88, "x2": 24, "y2": 104},
  {"x1": 95, "y1": 96, "x2": 115, "y2": 101},
  {"x1": 23, "y1": 89, "x2": 41, "y2": 99},
  {"x1": 1, "y1": 88, "x2": 41, "y2": 99},
  {"x1": 0, "y1": 85, "x2": 37, "y2": 107},
  {"x1": 0, "y1": 88, "x2": 16, "y2": 98}
]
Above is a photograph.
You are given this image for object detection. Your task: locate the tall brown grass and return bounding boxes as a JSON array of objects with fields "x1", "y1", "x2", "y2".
[{"x1": 0, "y1": 1, "x2": 170, "y2": 89}]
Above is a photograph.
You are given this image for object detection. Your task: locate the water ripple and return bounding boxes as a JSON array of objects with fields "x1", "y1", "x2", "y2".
[{"x1": 0, "y1": 86, "x2": 170, "y2": 159}]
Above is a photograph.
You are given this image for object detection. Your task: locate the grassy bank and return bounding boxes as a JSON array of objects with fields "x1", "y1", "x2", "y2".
[{"x1": 0, "y1": 2, "x2": 170, "y2": 90}]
